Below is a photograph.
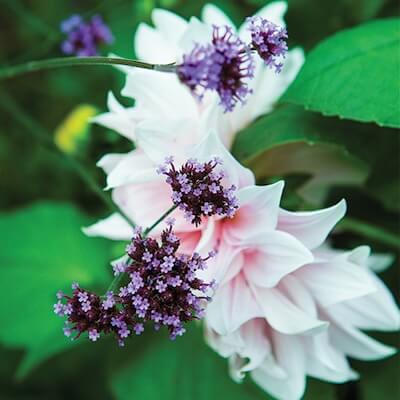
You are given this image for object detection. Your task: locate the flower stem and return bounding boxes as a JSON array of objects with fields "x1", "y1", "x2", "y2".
[
  {"x1": 143, "y1": 205, "x2": 177, "y2": 236},
  {"x1": 339, "y1": 217, "x2": 400, "y2": 250},
  {"x1": 0, "y1": 56, "x2": 176, "y2": 80}
]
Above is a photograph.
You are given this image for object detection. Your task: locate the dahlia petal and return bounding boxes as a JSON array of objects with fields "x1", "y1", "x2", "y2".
[
  {"x1": 224, "y1": 182, "x2": 284, "y2": 243},
  {"x1": 82, "y1": 213, "x2": 132, "y2": 240},
  {"x1": 330, "y1": 322, "x2": 397, "y2": 361},
  {"x1": 105, "y1": 150, "x2": 158, "y2": 189},
  {"x1": 201, "y1": 4, "x2": 235, "y2": 29},
  {"x1": 237, "y1": 319, "x2": 271, "y2": 374},
  {"x1": 206, "y1": 275, "x2": 264, "y2": 335},
  {"x1": 304, "y1": 332, "x2": 359, "y2": 383},
  {"x1": 251, "y1": 333, "x2": 306, "y2": 400},
  {"x1": 277, "y1": 199, "x2": 346, "y2": 250},
  {"x1": 192, "y1": 129, "x2": 255, "y2": 189},
  {"x1": 253, "y1": 286, "x2": 328, "y2": 334},
  {"x1": 91, "y1": 91, "x2": 136, "y2": 141},
  {"x1": 134, "y1": 22, "x2": 177, "y2": 63},
  {"x1": 151, "y1": 8, "x2": 188, "y2": 45},
  {"x1": 297, "y1": 258, "x2": 377, "y2": 307},
  {"x1": 327, "y1": 272, "x2": 400, "y2": 331},
  {"x1": 121, "y1": 70, "x2": 198, "y2": 120},
  {"x1": 178, "y1": 17, "x2": 213, "y2": 53},
  {"x1": 242, "y1": 231, "x2": 313, "y2": 287},
  {"x1": 205, "y1": 327, "x2": 244, "y2": 359},
  {"x1": 96, "y1": 153, "x2": 126, "y2": 175},
  {"x1": 367, "y1": 252, "x2": 395, "y2": 273}
]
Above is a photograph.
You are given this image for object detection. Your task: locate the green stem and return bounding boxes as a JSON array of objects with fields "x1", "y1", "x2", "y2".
[
  {"x1": 0, "y1": 56, "x2": 176, "y2": 80},
  {"x1": 0, "y1": 91, "x2": 136, "y2": 228},
  {"x1": 105, "y1": 205, "x2": 177, "y2": 294},
  {"x1": 143, "y1": 205, "x2": 177, "y2": 236},
  {"x1": 339, "y1": 217, "x2": 400, "y2": 250}
]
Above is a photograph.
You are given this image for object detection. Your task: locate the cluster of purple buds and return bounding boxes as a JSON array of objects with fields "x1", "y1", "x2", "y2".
[
  {"x1": 247, "y1": 16, "x2": 288, "y2": 72},
  {"x1": 178, "y1": 26, "x2": 254, "y2": 112},
  {"x1": 60, "y1": 14, "x2": 113, "y2": 56},
  {"x1": 177, "y1": 18, "x2": 287, "y2": 112},
  {"x1": 54, "y1": 283, "x2": 133, "y2": 345},
  {"x1": 55, "y1": 222, "x2": 216, "y2": 344},
  {"x1": 157, "y1": 156, "x2": 239, "y2": 226}
]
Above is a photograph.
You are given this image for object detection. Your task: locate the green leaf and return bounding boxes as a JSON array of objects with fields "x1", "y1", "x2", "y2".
[
  {"x1": 232, "y1": 105, "x2": 369, "y2": 206},
  {"x1": 282, "y1": 19, "x2": 400, "y2": 128},
  {"x1": 0, "y1": 202, "x2": 113, "y2": 378},
  {"x1": 111, "y1": 326, "x2": 267, "y2": 400}
]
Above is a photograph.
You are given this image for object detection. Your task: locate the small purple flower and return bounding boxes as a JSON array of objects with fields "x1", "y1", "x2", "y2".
[
  {"x1": 113, "y1": 261, "x2": 127, "y2": 276},
  {"x1": 247, "y1": 16, "x2": 288, "y2": 72},
  {"x1": 178, "y1": 26, "x2": 254, "y2": 112},
  {"x1": 156, "y1": 280, "x2": 168, "y2": 293},
  {"x1": 60, "y1": 14, "x2": 113, "y2": 57},
  {"x1": 134, "y1": 323, "x2": 144, "y2": 335},
  {"x1": 88, "y1": 329, "x2": 100, "y2": 342},
  {"x1": 54, "y1": 302, "x2": 64, "y2": 316},
  {"x1": 102, "y1": 291, "x2": 115, "y2": 310}
]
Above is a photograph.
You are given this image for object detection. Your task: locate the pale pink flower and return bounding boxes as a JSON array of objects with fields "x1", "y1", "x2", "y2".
[{"x1": 205, "y1": 212, "x2": 400, "y2": 400}]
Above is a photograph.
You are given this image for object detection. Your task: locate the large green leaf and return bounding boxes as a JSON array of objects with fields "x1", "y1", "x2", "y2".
[
  {"x1": 232, "y1": 105, "x2": 369, "y2": 206},
  {"x1": 111, "y1": 326, "x2": 267, "y2": 400},
  {"x1": 0, "y1": 202, "x2": 113, "y2": 378},
  {"x1": 282, "y1": 19, "x2": 400, "y2": 128}
]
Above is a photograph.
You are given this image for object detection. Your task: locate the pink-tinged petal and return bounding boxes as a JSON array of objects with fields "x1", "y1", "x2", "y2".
[
  {"x1": 192, "y1": 129, "x2": 255, "y2": 189},
  {"x1": 277, "y1": 199, "x2": 346, "y2": 250},
  {"x1": 252, "y1": 285, "x2": 328, "y2": 334},
  {"x1": 251, "y1": 333, "x2": 306, "y2": 400},
  {"x1": 177, "y1": 230, "x2": 202, "y2": 255},
  {"x1": 279, "y1": 275, "x2": 318, "y2": 317},
  {"x1": 91, "y1": 92, "x2": 137, "y2": 141},
  {"x1": 205, "y1": 326, "x2": 244, "y2": 358},
  {"x1": 105, "y1": 150, "x2": 158, "y2": 189},
  {"x1": 151, "y1": 9, "x2": 188, "y2": 46},
  {"x1": 112, "y1": 180, "x2": 197, "y2": 234},
  {"x1": 82, "y1": 213, "x2": 132, "y2": 241},
  {"x1": 241, "y1": 231, "x2": 313, "y2": 287},
  {"x1": 96, "y1": 153, "x2": 126, "y2": 175},
  {"x1": 224, "y1": 182, "x2": 284, "y2": 243},
  {"x1": 205, "y1": 274, "x2": 264, "y2": 335},
  {"x1": 237, "y1": 319, "x2": 272, "y2": 375},
  {"x1": 201, "y1": 4, "x2": 235, "y2": 29},
  {"x1": 134, "y1": 23, "x2": 177, "y2": 63},
  {"x1": 329, "y1": 322, "x2": 397, "y2": 361},
  {"x1": 196, "y1": 227, "x2": 244, "y2": 285},
  {"x1": 296, "y1": 258, "x2": 377, "y2": 307},
  {"x1": 326, "y1": 272, "x2": 400, "y2": 331},
  {"x1": 304, "y1": 331, "x2": 358, "y2": 383}
]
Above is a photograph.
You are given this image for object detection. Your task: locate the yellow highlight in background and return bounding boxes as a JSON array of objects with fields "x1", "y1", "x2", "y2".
[{"x1": 54, "y1": 104, "x2": 98, "y2": 154}]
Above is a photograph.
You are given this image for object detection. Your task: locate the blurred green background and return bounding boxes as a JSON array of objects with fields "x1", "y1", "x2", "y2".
[{"x1": 0, "y1": 0, "x2": 399, "y2": 399}]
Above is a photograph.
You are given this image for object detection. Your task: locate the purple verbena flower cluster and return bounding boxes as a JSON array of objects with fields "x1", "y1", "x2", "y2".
[
  {"x1": 55, "y1": 223, "x2": 215, "y2": 344},
  {"x1": 247, "y1": 16, "x2": 288, "y2": 72},
  {"x1": 178, "y1": 26, "x2": 254, "y2": 112},
  {"x1": 178, "y1": 18, "x2": 288, "y2": 112},
  {"x1": 157, "y1": 156, "x2": 239, "y2": 226},
  {"x1": 60, "y1": 14, "x2": 113, "y2": 56}
]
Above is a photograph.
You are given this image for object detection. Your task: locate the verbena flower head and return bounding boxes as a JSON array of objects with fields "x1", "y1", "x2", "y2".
[
  {"x1": 178, "y1": 26, "x2": 255, "y2": 112},
  {"x1": 60, "y1": 14, "x2": 113, "y2": 56},
  {"x1": 247, "y1": 16, "x2": 288, "y2": 73},
  {"x1": 157, "y1": 157, "x2": 239, "y2": 226},
  {"x1": 56, "y1": 224, "x2": 215, "y2": 343},
  {"x1": 122, "y1": 222, "x2": 215, "y2": 340}
]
